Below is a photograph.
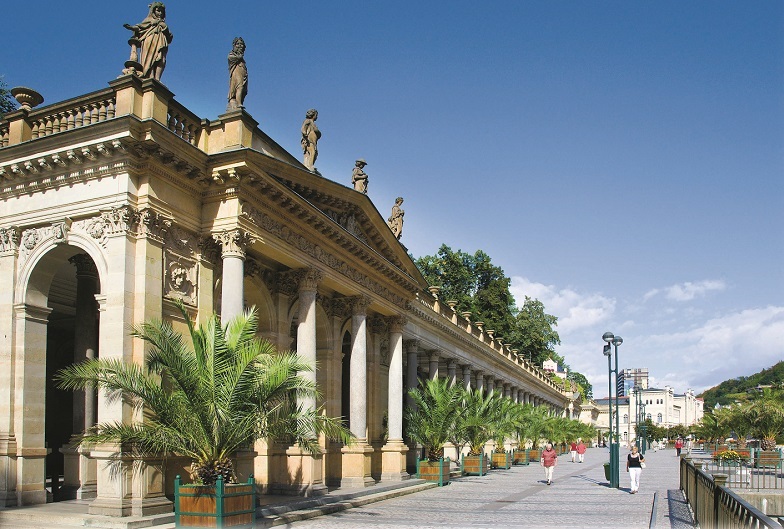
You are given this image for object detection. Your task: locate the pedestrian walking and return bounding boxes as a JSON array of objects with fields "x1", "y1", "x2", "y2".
[
  {"x1": 675, "y1": 437, "x2": 683, "y2": 456},
  {"x1": 626, "y1": 445, "x2": 645, "y2": 494},
  {"x1": 570, "y1": 440, "x2": 578, "y2": 462},
  {"x1": 576, "y1": 440, "x2": 587, "y2": 463},
  {"x1": 541, "y1": 443, "x2": 558, "y2": 485}
]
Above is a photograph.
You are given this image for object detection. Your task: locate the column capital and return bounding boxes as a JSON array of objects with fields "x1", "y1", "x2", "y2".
[
  {"x1": 0, "y1": 226, "x2": 21, "y2": 256},
  {"x1": 214, "y1": 228, "x2": 254, "y2": 259},
  {"x1": 349, "y1": 295, "x2": 371, "y2": 316},
  {"x1": 387, "y1": 315, "x2": 407, "y2": 333},
  {"x1": 69, "y1": 253, "x2": 99, "y2": 277},
  {"x1": 295, "y1": 268, "x2": 323, "y2": 293},
  {"x1": 428, "y1": 350, "x2": 440, "y2": 361},
  {"x1": 404, "y1": 339, "x2": 420, "y2": 353}
]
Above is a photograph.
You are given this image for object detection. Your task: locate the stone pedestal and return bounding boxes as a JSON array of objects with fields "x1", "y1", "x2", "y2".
[
  {"x1": 59, "y1": 438, "x2": 97, "y2": 500},
  {"x1": 340, "y1": 444, "x2": 375, "y2": 488},
  {"x1": 380, "y1": 441, "x2": 409, "y2": 481},
  {"x1": 281, "y1": 446, "x2": 327, "y2": 497}
]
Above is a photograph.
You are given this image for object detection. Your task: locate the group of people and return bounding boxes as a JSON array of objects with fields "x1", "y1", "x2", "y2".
[{"x1": 539, "y1": 439, "x2": 645, "y2": 494}]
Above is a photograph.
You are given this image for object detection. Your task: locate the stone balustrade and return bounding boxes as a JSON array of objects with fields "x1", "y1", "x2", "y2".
[
  {"x1": 166, "y1": 99, "x2": 201, "y2": 146},
  {"x1": 418, "y1": 287, "x2": 566, "y2": 396},
  {"x1": 29, "y1": 96, "x2": 116, "y2": 140}
]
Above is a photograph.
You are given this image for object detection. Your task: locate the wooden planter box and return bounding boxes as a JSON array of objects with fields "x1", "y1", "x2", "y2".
[
  {"x1": 513, "y1": 449, "x2": 529, "y2": 465},
  {"x1": 417, "y1": 458, "x2": 450, "y2": 486},
  {"x1": 755, "y1": 450, "x2": 782, "y2": 469},
  {"x1": 461, "y1": 454, "x2": 489, "y2": 476},
  {"x1": 491, "y1": 451, "x2": 511, "y2": 470},
  {"x1": 528, "y1": 449, "x2": 540, "y2": 462},
  {"x1": 175, "y1": 475, "x2": 255, "y2": 528}
]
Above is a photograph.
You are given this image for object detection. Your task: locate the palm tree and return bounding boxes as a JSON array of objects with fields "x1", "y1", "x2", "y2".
[
  {"x1": 55, "y1": 304, "x2": 353, "y2": 485},
  {"x1": 461, "y1": 388, "x2": 500, "y2": 456},
  {"x1": 714, "y1": 405, "x2": 752, "y2": 449},
  {"x1": 742, "y1": 389, "x2": 784, "y2": 451},
  {"x1": 405, "y1": 378, "x2": 462, "y2": 461},
  {"x1": 693, "y1": 413, "x2": 730, "y2": 445},
  {"x1": 519, "y1": 405, "x2": 552, "y2": 449}
]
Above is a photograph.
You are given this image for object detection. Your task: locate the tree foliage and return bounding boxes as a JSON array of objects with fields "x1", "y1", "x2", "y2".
[
  {"x1": 414, "y1": 244, "x2": 594, "y2": 396},
  {"x1": 0, "y1": 76, "x2": 16, "y2": 119},
  {"x1": 56, "y1": 303, "x2": 353, "y2": 485},
  {"x1": 699, "y1": 361, "x2": 784, "y2": 409}
]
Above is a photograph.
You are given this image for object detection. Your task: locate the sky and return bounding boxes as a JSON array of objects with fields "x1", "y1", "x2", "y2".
[{"x1": 3, "y1": 1, "x2": 782, "y2": 397}]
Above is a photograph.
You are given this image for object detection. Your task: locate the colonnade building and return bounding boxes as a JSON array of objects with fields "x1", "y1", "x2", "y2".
[{"x1": 0, "y1": 77, "x2": 572, "y2": 516}]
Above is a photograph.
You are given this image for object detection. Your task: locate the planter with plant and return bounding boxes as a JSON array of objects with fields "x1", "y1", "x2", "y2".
[
  {"x1": 405, "y1": 378, "x2": 462, "y2": 486},
  {"x1": 56, "y1": 304, "x2": 353, "y2": 527}
]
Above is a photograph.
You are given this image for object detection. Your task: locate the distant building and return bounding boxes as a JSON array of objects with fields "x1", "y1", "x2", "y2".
[
  {"x1": 593, "y1": 386, "x2": 703, "y2": 443},
  {"x1": 617, "y1": 367, "x2": 649, "y2": 396},
  {"x1": 543, "y1": 358, "x2": 568, "y2": 379}
]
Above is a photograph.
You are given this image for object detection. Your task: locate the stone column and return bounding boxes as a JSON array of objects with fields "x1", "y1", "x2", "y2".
[
  {"x1": 286, "y1": 268, "x2": 326, "y2": 496},
  {"x1": 428, "y1": 351, "x2": 440, "y2": 381},
  {"x1": 475, "y1": 370, "x2": 485, "y2": 394},
  {"x1": 13, "y1": 303, "x2": 51, "y2": 506},
  {"x1": 404, "y1": 339, "x2": 420, "y2": 472},
  {"x1": 381, "y1": 316, "x2": 408, "y2": 481},
  {"x1": 341, "y1": 296, "x2": 374, "y2": 488},
  {"x1": 504, "y1": 383, "x2": 511, "y2": 399},
  {"x1": 487, "y1": 376, "x2": 495, "y2": 395},
  {"x1": 0, "y1": 228, "x2": 19, "y2": 507},
  {"x1": 447, "y1": 359, "x2": 457, "y2": 387},
  {"x1": 60, "y1": 255, "x2": 99, "y2": 500},
  {"x1": 214, "y1": 229, "x2": 252, "y2": 324},
  {"x1": 462, "y1": 365, "x2": 472, "y2": 390}
]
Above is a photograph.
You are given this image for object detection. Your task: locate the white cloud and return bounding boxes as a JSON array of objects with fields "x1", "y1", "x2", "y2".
[
  {"x1": 644, "y1": 280, "x2": 726, "y2": 302},
  {"x1": 510, "y1": 277, "x2": 615, "y2": 333}
]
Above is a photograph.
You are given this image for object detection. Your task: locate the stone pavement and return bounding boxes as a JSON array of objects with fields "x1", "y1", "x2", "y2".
[
  {"x1": 279, "y1": 447, "x2": 695, "y2": 529},
  {"x1": 0, "y1": 447, "x2": 695, "y2": 529}
]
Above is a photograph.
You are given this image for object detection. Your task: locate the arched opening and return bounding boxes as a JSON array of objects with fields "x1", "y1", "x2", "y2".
[{"x1": 20, "y1": 245, "x2": 101, "y2": 503}]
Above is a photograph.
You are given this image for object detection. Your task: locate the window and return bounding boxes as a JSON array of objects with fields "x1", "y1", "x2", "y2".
[
  {"x1": 657, "y1": 413, "x2": 663, "y2": 424},
  {"x1": 646, "y1": 413, "x2": 652, "y2": 421},
  {"x1": 623, "y1": 414, "x2": 628, "y2": 424}
]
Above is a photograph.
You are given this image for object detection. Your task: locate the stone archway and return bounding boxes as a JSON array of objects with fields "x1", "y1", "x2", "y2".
[{"x1": 14, "y1": 243, "x2": 102, "y2": 505}]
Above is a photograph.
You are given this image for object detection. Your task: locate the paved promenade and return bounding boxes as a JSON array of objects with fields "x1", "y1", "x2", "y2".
[
  {"x1": 280, "y1": 447, "x2": 694, "y2": 529},
  {"x1": 0, "y1": 447, "x2": 695, "y2": 529}
]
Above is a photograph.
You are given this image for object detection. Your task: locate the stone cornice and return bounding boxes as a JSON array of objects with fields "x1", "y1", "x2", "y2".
[
  {"x1": 239, "y1": 201, "x2": 410, "y2": 310},
  {"x1": 406, "y1": 302, "x2": 567, "y2": 399}
]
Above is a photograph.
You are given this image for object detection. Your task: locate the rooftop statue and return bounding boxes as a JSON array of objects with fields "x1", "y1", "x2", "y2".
[
  {"x1": 352, "y1": 159, "x2": 368, "y2": 194},
  {"x1": 301, "y1": 109, "x2": 320, "y2": 171},
  {"x1": 123, "y1": 2, "x2": 173, "y2": 81},
  {"x1": 227, "y1": 37, "x2": 248, "y2": 111},
  {"x1": 387, "y1": 197, "x2": 404, "y2": 239}
]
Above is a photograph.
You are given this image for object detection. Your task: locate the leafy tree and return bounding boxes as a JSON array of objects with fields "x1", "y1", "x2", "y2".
[
  {"x1": 741, "y1": 388, "x2": 784, "y2": 450},
  {"x1": 0, "y1": 76, "x2": 16, "y2": 120},
  {"x1": 56, "y1": 304, "x2": 353, "y2": 485},
  {"x1": 512, "y1": 296, "x2": 561, "y2": 366},
  {"x1": 568, "y1": 371, "x2": 593, "y2": 400},
  {"x1": 699, "y1": 361, "x2": 784, "y2": 409}
]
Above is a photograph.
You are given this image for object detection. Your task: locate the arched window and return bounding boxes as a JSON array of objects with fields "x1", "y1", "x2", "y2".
[
  {"x1": 646, "y1": 413, "x2": 652, "y2": 421},
  {"x1": 657, "y1": 413, "x2": 663, "y2": 424},
  {"x1": 623, "y1": 414, "x2": 628, "y2": 424},
  {"x1": 623, "y1": 431, "x2": 628, "y2": 441}
]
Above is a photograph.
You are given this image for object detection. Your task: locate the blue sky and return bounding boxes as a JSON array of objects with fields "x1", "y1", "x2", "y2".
[{"x1": 4, "y1": 1, "x2": 782, "y2": 396}]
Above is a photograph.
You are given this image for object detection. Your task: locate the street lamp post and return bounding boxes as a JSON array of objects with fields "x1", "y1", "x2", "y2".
[
  {"x1": 603, "y1": 331, "x2": 623, "y2": 489},
  {"x1": 640, "y1": 402, "x2": 647, "y2": 455}
]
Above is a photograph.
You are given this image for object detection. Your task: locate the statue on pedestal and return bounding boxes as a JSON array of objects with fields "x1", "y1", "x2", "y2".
[
  {"x1": 227, "y1": 37, "x2": 248, "y2": 111},
  {"x1": 387, "y1": 197, "x2": 404, "y2": 239},
  {"x1": 352, "y1": 159, "x2": 368, "y2": 194},
  {"x1": 123, "y1": 2, "x2": 173, "y2": 81},
  {"x1": 301, "y1": 109, "x2": 320, "y2": 171}
]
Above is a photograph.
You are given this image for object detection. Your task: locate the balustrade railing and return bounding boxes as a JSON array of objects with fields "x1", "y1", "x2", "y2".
[
  {"x1": 28, "y1": 92, "x2": 116, "y2": 140},
  {"x1": 167, "y1": 99, "x2": 200, "y2": 145},
  {"x1": 681, "y1": 456, "x2": 782, "y2": 528}
]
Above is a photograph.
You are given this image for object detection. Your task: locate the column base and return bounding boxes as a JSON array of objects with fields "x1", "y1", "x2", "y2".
[
  {"x1": 267, "y1": 446, "x2": 327, "y2": 497},
  {"x1": 380, "y1": 441, "x2": 409, "y2": 481},
  {"x1": 88, "y1": 497, "x2": 132, "y2": 517},
  {"x1": 340, "y1": 444, "x2": 375, "y2": 488}
]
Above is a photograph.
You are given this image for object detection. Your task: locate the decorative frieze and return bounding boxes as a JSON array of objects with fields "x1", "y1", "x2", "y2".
[
  {"x1": 162, "y1": 223, "x2": 199, "y2": 306},
  {"x1": 240, "y1": 201, "x2": 408, "y2": 309},
  {"x1": 138, "y1": 208, "x2": 171, "y2": 243},
  {"x1": 324, "y1": 209, "x2": 368, "y2": 245}
]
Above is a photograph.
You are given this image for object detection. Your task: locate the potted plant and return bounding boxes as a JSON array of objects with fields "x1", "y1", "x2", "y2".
[
  {"x1": 405, "y1": 378, "x2": 462, "y2": 486},
  {"x1": 489, "y1": 396, "x2": 519, "y2": 470},
  {"x1": 459, "y1": 389, "x2": 497, "y2": 476},
  {"x1": 56, "y1": 304, "x2": 353, "y2": 527}
]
